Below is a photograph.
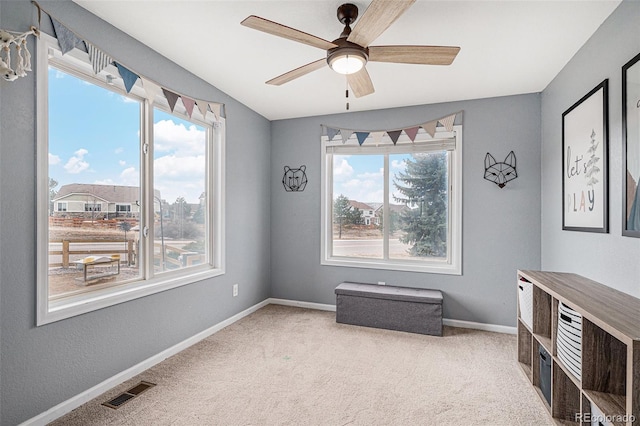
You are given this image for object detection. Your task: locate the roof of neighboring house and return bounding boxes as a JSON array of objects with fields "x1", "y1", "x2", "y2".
[
  {"x1": 373, "y1": 203, "x2": 410, "y2": 214},
  {"x1": 53, "y1": 183, "x2": 159, "y2": 204},
  {"x1": 348, "y1": 200, "x2": 374, "y2": 211}
]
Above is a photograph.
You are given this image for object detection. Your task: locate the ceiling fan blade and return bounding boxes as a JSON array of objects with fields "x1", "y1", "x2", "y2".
[
  {"x1": 347, "y1": 0, "x2": 416, "y2": 48},
  {"x1": 347, "y1": 67, "x2": 375, "y2": 98},
  {"x1": 241, "y1": 15, "x2": 338, "y2": 51},
  {"x1": 266, "y1": 58, "x2": 327, "y2": 86},
  {"x1": 369, "y1": 45, "x2": 460, "y2": 65}
]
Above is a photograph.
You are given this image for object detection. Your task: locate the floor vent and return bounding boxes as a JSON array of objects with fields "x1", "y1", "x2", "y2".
[{"x1": 102, "y1": 381, "x2": 156, "y2": 409}]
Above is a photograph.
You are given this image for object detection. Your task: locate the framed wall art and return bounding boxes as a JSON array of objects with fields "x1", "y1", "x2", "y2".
[
  {"x1": 562, "y1": 79, "x2": 609, "y2": 233},
  {"x1": 623, "y1": 53, "x2": 640, "y2": 237}
]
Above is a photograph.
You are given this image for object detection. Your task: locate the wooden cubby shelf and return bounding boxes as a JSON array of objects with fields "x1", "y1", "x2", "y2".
[{"x1": 517, "y1": 270, "x2": 640, "y2": 426}]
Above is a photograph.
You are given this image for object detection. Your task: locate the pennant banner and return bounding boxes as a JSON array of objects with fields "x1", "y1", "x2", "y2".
[
  {"x1": 340, "y1": 129, "x2": 352, "y2": 144},
  {"x1": 182, "y1": 97, "x2": 196, "y2": 118},
  {"x1": 421, "y1": 120, "x2": 437, "y2": 138},
  {"x1": 40, "y1": 7, "x2": 225, "y2": 121},
  {"x1": 210, "y1": 103, "x2": 222, "y2": 121},
  {"x1": 322, "y1": 111, "x2": 461, "y2": 146},
  {"x1": 115, "y1": 62, "x2": 139, "y2": 93},
  {"x1": 141, "y1": 78, "x2": 162, "y2": 105},
  {"x1": 387, "y1": 130, "x2": 402, "y2": 145},
  {"x1": 371, "y1": 131, "x2": 384, "y2": 145},
  {"x1": 196, "y1": 100, "x2": 209, "y2": 118},
  {"x1": 404, "y1": 126, "x2": 419, "y2": 142},
  {"x1": 87, "y1": 43, "x2": 112, "y2": 75},
  {"x1": 355, "y1": 132, "x2": 370, "y2": 146},
  {"x1": 439, "y1": 114, "x2": 456, "y2": 132},
  {"x1": 326, "y1": 127, "x2": 339, "y2": 141},
  {"x1": 50, "y1": 17, "x2": 85, "y2": 55},
  {"x1": 162, "y1": 88, "x2": 180, "y2": 112}
]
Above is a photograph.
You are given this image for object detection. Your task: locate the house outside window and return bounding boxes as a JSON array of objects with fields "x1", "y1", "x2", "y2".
[
  {"x1": 37, "y1": 34, "x2": 225, "y2": 325},
  {"x1": 321, "y1": 127, "x2": 462, "y2": 274}
]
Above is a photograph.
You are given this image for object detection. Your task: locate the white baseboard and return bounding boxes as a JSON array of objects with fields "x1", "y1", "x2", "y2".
[
  {"x1": 443, "y1": 318, "x2": 516, "y2": 335},
  {"x1": 268, "y1": 298, "x2": 336, "y2": 311},
  {"x1": 20, "y1": 299, "x2": 270, "y2": 426},
  {"x1": 269, "y1": 298, "x2": 516, "y2": 334},
  {"x1": 23, "y1": 297, "x2": 514, "y2": 425}
]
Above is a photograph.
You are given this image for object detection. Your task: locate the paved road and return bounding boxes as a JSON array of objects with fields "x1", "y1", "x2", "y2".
[{"x1": 333, "y1": 238, "x2": 411, "y2": 257}]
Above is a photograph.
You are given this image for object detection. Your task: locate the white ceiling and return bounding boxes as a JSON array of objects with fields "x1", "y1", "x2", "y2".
[{"x1": 74, "y1": 0, "x2": 620, "y2": 121}]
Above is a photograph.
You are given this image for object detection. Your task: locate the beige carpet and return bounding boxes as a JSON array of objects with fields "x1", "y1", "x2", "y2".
[{"x1": 50, "y1": 305, "x2": 552, "y2": 425}]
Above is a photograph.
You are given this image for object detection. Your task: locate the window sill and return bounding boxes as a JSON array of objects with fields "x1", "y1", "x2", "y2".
[
  {"x1": 321, "y1": 257, "x2": 461, "y2": 275},
  {"x1": 38, "y1": 267, "x2": 225, "y2": 326}
]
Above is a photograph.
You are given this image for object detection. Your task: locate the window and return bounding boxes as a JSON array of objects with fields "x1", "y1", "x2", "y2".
[
  {"x1": 84, "y1": 203, "x2": 102, "y2": 212},
  {"x1": 321, "y1": 127, "x2": 462, "y2": 274},
  {"x1": 37, "y1": 35, "x2": 225, "y2": 325}
]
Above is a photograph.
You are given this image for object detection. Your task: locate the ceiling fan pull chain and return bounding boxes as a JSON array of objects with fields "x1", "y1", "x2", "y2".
[{"x1": 345, "y1": 77, "x2": 349, "y2": 110}]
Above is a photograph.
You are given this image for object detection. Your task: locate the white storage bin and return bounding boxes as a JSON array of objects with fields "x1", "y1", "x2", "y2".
[
  {"x1": 517, "y1": 277, "x2": 533, "y2": 330},
  {"x1": 590, "y1": 401, "x2": 613, "y2": 426},
  {"x1": 557, "y1": 301, "x2": 582, "y2": 380}
]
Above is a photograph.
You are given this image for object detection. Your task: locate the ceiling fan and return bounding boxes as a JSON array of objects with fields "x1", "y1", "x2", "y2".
[{"x1": 241, "y1": 0, "x2": 460, "y2": 99}]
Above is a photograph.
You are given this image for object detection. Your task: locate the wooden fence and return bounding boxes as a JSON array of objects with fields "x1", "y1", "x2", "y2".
[
  {"x1": 50, "y1": 239, "x2": 135, "y2": 268},
  {"x1": 49, "y1": 239, "x2": 204, "y2": 270},
  {"x1": 49, "y1": 217, "x2": 138, "y2": 229}
]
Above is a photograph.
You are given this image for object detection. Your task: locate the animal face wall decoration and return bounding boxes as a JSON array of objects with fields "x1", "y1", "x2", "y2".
[
  {"x1": 282, "y1": 165, "x2": 308, "y2": 192},
  {"x1": 484, "y1": 151, "x2": 518, "y2": 188}
]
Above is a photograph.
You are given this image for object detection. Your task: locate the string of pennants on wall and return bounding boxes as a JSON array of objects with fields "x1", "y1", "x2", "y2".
[
  {"x1": 34, "y1": 1, "x2": 224, "y2": 121},
  {"x1": 323, "y1": 111, "x2": 461, "y2": 146}
]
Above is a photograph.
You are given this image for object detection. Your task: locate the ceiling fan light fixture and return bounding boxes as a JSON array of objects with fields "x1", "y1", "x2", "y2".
[
  {"x1": 329, "y1": 53, "x2": 365, "y2": 75},
  {"x1": 327, "y1": 47, "x2": 368, "y2": 75}
]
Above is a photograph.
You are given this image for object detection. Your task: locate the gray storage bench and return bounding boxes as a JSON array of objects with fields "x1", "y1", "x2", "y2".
[{"x1": 335, "y1": 282, "x2": 443, "y2": 336}]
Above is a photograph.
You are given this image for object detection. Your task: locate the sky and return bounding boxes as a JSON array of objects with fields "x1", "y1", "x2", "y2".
[
  {"x1": 48, "y1": 66, "x2": 206, "y2": 204},
  {"x1": 333, "y1": 153, "x2": 411, "y2": 205}
]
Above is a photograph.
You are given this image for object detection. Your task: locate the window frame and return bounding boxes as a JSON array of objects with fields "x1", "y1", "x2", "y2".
[
  {"x1": 320, "y1": 126, "x2": 462, "y2": 275},
  {"x1": 36, "y1": 34, "x2": 226, "y2": 325}
]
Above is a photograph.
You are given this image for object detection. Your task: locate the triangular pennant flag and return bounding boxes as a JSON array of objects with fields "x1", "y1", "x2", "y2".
[
  {"x1": 387, "y1": 130, "x2": 402, "y2": 145},
  {"x1": 340, "y1": 129, "x2": 353, "y2": 144},
  {"x1": 355, "y1": 132, "x2": 370, "y2": 146},
  {"x1": 162, "y1": 88, "x2": 180, "y2": 112},
  {"x1": 371, "y1": 131, "x2": 384, "y2": 145},
  {"x1": 50, "y1": 18, "x2": 85, "y2": 55},
  {"x1": 115, "y1": 63, "x2": 139, "y2": 93},
  {"x1": 141, "y1": 78, "x2": 162, "y2": 105},
  {"x1": 404, "y1": 126, "x2": 419, "y2": 142},
  {"x1": 86, "y1": 43, "x2": 112, "y2": 75},
  {"x1": 439, "y1": 113, "x2": 456, "y2": 132},
  {"x1": 209, "y1": 103, "x2": 221, "y2": 121},
  {"x1": 421, "y1": 120, "x2": 437, "y2": 138},
  {"x1": 326, "y1": 127, "x2": 339, "y2": 141},
  {"x1": 181, "y1": 97, "x2": 196, "y2": 118},
  {"x1": 196, "y1": 100, "x2": 208, "y2": 118}
]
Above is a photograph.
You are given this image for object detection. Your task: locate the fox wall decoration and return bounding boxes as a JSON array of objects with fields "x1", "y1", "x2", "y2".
[{"x1": 484, "y1": 151, "x2": 517, "y2": 188}]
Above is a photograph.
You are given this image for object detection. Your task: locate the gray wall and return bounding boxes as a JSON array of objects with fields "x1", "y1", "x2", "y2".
[
  {"x1": 0, "y1": 1, "x2": 271, "y2": 424},
  {"x1": 541, "y1": 0, "x2": 640, "y2": 296},
  {"x1": 270, "y1": 94, "x2": 542, "y2": 327}
]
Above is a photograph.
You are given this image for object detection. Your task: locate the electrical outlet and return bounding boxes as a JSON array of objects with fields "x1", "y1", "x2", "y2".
[
  {"x1": 378, "y1": 281, "x2": 385, "y2": 286},
  {"x1": 233, "y1": 283, "x2": 238, "y2": 297}
]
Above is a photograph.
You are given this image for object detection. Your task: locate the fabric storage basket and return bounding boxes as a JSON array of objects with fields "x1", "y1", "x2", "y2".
[
  {"x1": 539, "y1": 345, "x2": 552, "y2": 406},
  {"x1": 518, "y1": 277, "x2": 533, "y2": 330},
  {"x1": 557, "y1": 301, "x2": 582, "y2": 380}
]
